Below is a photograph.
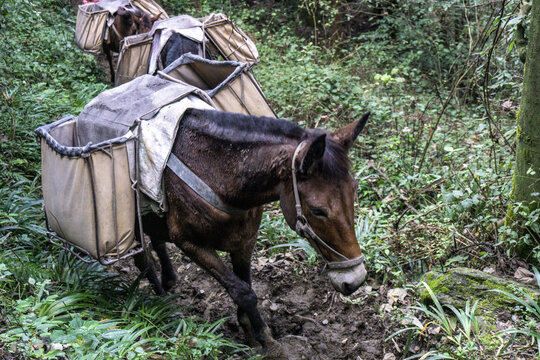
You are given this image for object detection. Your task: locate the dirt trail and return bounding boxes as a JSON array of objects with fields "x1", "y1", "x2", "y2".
[{"x1": 118, "y1": 247, "x2": 393, "y2": 360}]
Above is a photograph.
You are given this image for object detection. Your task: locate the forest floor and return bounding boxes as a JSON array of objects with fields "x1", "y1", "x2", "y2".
[{"x1": 114, "y1": 244, "x2": 402, "y2": 360}]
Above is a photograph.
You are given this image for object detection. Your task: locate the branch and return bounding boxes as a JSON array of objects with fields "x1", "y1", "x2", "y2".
[{"x1": 481, "y1": 0, "x2": 518, "y2": 160}]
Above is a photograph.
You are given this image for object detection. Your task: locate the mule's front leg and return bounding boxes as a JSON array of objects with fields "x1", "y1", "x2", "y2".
[
  {"x1": 230, "y1": 251, "x2": 257, "y2": 347},
  {"x1": 178, "y1": 241, "x2": 287, "y2": 359}
]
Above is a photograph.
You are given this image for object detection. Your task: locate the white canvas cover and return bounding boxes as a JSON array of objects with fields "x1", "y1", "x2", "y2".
[
  {"x1": 96, "y1": 0, "x2": 131, "y2": 14},
  {"x1": 76, "y1": 75, "x2": 215, "y2": 206},
  {"x1": 200, "y1": 13, "x2": 259, "y2": 66},
  {"x1": 161, "y1": 54, "x2": 275, "y2": 117},
  {"x1": 147, "y1": 15, "x2": 206, "y2": 75}
]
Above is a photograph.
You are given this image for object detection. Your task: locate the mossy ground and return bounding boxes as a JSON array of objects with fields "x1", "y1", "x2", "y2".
[{"x1": 419, "y1": 267, "x2": 540, "y2": 358}]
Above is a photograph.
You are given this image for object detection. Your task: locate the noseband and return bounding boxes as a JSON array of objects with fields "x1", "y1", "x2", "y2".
[{"x1": 291, "y1": 141, "x2": 364, "y2": 271}]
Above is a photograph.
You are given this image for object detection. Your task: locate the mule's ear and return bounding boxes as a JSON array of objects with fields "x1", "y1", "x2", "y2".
[
  {"x1": 298, "y1": 133, "x2": 326, "y2": 175},
  {"x1": 331, "y1": 111, "x2": 370, "y2": 150},
  {"x1": 151, "y1": 13, "x2": 161, "y2": 22},
  {"x1": 117, "y1": 7, "x2": 130, "y2": 17}
]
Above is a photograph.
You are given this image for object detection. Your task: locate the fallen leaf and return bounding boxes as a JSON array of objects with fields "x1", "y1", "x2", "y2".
[
  {"x1": 514, "y1": 267, "x2": 536, "y2": 285},
  {"x1": 387, "y1": 288, "x2": 408, "y2": 306}
]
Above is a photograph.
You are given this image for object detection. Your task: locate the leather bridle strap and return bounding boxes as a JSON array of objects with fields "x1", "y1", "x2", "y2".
[
  {"x1": 109, "y1": 22, "x2": 124, "y2": 41},
  {"x1": 291, "y1": 141, "x2": 364, "y2": 270}
]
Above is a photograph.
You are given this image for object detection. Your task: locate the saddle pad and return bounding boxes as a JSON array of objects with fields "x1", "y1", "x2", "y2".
[{"x1": 76, "y1": 75, "x2": 215, "y2": 208}]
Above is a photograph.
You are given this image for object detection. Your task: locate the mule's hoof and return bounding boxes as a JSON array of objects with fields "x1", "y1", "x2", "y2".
[
  {"x1": 162, "y1": 273, "x2": 178, "y2": 292},
  {"x1": 163, "y1": 278, "x2": 177, "y2": 292},
  {"x1": 154, "y1": 284, "x2": 167, "y2": 296},
  {"x1": 265, "y1": 341, "x2": 288, "y2": 360},
  {"x1": 260, "y1": 327, "x2": 288, "y2": 360}
]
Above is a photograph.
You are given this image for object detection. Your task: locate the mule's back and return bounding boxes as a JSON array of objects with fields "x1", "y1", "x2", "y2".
[{"x1": 161, "y1": 33, "x2": 201, "y2": 69}]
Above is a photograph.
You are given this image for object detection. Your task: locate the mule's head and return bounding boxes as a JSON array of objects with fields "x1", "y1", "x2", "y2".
[
  {"x1": 115, "y1": 8, "x2": 138, "y2": 38},
  {"x1": 279, "y1": 112, "x2": 370, "y2": 295},
  {"x1": 132, "y1": 11, "x2": 161, "y2": 34}
]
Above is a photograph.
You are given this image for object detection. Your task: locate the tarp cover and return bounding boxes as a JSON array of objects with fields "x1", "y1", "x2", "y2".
[
  {"x1": 36, "y1": 75, "x2": 216, "y2": 259},
  {"x1": 77, "y1": 74, "x2": 215, "y2": 206},
  {"x1": 147, "y1": 15, "x2": 206, "y2": 75}
]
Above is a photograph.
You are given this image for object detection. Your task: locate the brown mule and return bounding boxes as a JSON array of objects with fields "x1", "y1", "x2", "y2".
[
  {"x1": 135, "y1": 109, "x2": 370, "y2": 359},
  {"x1": 103, "y1": 7, "x2": 159, "y2": 82}
]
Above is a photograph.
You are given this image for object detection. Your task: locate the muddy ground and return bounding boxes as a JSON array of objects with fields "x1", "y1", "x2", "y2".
[{"x1": 116, "y1": 244, "x2": 400, "y2": 360}]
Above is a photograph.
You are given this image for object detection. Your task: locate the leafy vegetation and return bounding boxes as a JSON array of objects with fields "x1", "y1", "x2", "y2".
[
  {"x1": 387, "y1": 274, "x2": 540, "y2": 359},
  {"x1": 387, "y1": 282, "x2": 483, "y2": 360},
  {"x1": 1, "y1": 0, "x2": 538, "y2": 358}
]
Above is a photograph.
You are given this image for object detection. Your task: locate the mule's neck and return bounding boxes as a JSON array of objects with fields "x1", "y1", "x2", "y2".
[{"x1": 172, "y1": 110, "x2": 303, "y2": 210}]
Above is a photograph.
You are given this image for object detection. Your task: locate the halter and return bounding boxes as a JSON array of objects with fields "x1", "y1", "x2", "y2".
[{"x1": 291, "y1": 141, "x2": 364, "y2": 271}]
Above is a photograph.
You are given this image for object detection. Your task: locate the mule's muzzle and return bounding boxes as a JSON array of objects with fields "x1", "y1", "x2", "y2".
[{"x1": 327, "y1": 262, "x2": 367, "y2": 296}]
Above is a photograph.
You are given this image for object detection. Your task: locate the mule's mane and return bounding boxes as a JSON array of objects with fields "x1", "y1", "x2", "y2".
[
  {"x1": 184, "y1": 109, "x2": 351, "y2": 180},
  {"x1": 319, "y1": 133, "x2": 351, "y2": 180},
  {"x1": 184, "y1": 109, "x2": 304, "y2": 144}
]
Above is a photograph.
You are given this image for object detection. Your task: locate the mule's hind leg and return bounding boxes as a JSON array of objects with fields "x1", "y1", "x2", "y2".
[
  {"x1": 103, "y1": 46, "x2": 115, "y2": 84},
  {"x1": 133, "y1": 250, "x2": 166, "y2": 295},
  {"x1": 142, "y1": 213, "x2": 178, "y2": 292}
]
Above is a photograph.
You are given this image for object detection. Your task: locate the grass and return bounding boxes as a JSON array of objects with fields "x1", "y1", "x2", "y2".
[
  {"x1": 489, "y1": 267, "x2": 540, "y2": 357},
  {"x1": 387, "y1": 282, "x2": 483, "y2": 359}
]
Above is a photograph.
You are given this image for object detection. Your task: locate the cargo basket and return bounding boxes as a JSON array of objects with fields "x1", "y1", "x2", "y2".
[
  {"x1": 75, "y1": 0, "x2": 168, "y2": 55},
  {"x1": 75, "y1": 3, "x2": 109, "y2": 53},
  {"x1": 130, "y1": 0, "x2": 168, "y2": 20},
  {"x1": 200, "y1": 13, "x2": 259, "y2": 66},
  {"x1": 115, "y1": 33, "x2": 154, "y2": 86},
  {"x1": 35, "y1": 115, "x2": 145, "y2": 264},
  {"x1": 159, "y1": 54, "x2": 275, "y2": 117}
]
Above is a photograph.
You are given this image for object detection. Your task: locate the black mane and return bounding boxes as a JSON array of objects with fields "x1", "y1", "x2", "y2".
[
  {"x1": 183, "y1": 109, "x2": 350, "y2": 180},
  {"x1": 183, "y1": 109, "x2": 305, "y2": 144},
  {"x1": 320, "y1": 133, "x2": 351, "y2": 180}
]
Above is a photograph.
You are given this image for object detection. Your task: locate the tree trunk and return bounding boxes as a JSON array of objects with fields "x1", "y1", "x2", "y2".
[
  {"x1": 508, "y1": 0, "x2": 540, "y2": 260},
  {"x1": 512, "y1": 0, "x2": 540, "y2": 211}
]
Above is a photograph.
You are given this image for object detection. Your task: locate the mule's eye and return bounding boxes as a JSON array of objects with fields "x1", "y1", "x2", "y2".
[{"x1": 309, "y1": 207, "x2": 328, "y2": 218}]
